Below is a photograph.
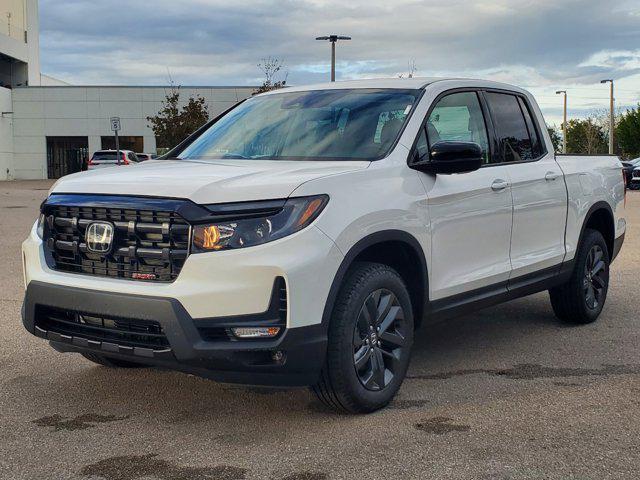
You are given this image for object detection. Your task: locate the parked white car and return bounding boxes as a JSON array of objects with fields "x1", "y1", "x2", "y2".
[
  {"x1": 22, "y1": 78, "x2": 626, "y2": 413},
  {"x1": 88, "y1": 150, "x2": 139, "y2": 170}
]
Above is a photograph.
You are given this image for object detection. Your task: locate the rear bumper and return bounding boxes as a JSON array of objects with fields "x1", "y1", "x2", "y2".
[{"x1": 22, "y1": 281, "x2": 327, "y2": 387}]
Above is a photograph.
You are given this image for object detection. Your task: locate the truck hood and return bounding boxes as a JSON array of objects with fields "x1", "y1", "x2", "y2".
[{"x1": 51, "y1": 159, "x2": 369, "y2": 204}]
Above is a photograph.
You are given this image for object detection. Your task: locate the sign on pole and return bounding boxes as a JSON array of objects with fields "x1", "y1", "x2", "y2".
[
  {"x1": 110, "y1": 117, "x2": 121, "y2": 165},
  {"x1": 110, "y1": 117, "x2": 121, "y2": 132}
]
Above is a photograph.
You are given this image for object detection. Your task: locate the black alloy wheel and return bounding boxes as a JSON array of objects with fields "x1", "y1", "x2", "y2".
[
  {"x1": 313, "y1": 262, "x2": 414, "y2": 413},
  {"x1": 549, "y1": 228, "x2": 610, "y2": 324},
  {"x1": 583, "y1": 244, "x2": 607, "y2": 311},
  {"x1": 352, "y1": 289, "x2": 408, "y2": 391}
]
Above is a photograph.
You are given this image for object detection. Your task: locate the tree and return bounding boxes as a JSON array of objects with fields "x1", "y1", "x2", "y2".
[
  {"x1": 616, "y1": 105, "x2": 640, "y2": 159},
  {"x1": 147, "y1": 84, "x2": 210, "y2": 150},
  {"x1": 565, "y1": 118, "x2": 608, "y2": 155},
  {"x1": 547, "y1": 125, "x2": 562, "y2": 153},
  {"x1": 253, "y1": 57, "x2": 288, "y2": 95}
]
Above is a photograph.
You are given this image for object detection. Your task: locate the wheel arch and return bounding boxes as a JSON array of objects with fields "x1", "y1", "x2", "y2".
[
  {"x1": 578, "y1": 201, "x2": 615, "y2": 260},
  {"x1": 321, "y1": 230, "x2": 429, "y2": 330}
]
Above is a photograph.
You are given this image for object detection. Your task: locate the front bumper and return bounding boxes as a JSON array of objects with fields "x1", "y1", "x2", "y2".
[
  {"x1": 22, "y1": 211, "x2": 344, "y2": 386},
  {"x1": 23, "y1": 221, "x2": 343, "y2": 329},
  {"x1": 22, "y1": 280, "x2": 327, "y2": 386}
]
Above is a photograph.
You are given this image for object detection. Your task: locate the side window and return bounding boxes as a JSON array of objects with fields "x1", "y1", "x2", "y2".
[
  {"x1": 485, "y1": 92, "x2": 536, "y2": 163},
  {"x1": 426, "y1": 92, "x2": 490, "y2": 164},
  {"x1": 517, "y1": 97, "x2": 544, "y2": 158}
]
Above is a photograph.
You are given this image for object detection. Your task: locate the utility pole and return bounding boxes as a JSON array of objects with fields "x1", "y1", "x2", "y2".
[
  {"x1": 601, "y1": 79, "x2": 615, "y2": 154},
  {"x1": 556, "y1": 90, "x2": 567, "y2": 154},
  {"x1": 315, "y1": 35, "x2": 351, "y2": 82}
]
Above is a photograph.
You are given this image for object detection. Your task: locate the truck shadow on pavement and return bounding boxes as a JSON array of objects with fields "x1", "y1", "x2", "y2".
[
  {"x1": 22, "y1": 292, "x2": 640, "y2": 479},
  {"x1": 28, "y1": 293, "x2": 640, "y2": 422}
]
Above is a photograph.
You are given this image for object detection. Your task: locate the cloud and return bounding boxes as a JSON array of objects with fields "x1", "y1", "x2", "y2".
[{"x1": 39, "y1": 0, "x2": 640, "y2": 123}]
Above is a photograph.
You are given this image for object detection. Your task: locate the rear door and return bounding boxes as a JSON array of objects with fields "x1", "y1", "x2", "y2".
[
  {"x1": 416, "y1": 90, "x2": 514, "y2": 300},
  {"x1": 483, "y1": 91, "x2": 567, "y2": 280}
]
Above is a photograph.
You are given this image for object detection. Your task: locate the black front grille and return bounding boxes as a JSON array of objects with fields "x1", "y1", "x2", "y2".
[
  {"x1": 634, "y1": 170, "x2": 640, "y2": 178},
  {"x1": 42, "y1": 202, "x2": 190, "y2": 282},
  {"x1": 35, "y1": 306, "x2": 170, "y2": 350}
]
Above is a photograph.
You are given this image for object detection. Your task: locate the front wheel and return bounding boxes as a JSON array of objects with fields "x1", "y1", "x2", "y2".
[
  {"x1": 312, "y1": 262, "x2": 414, "y2": 413},
  {"x1": 549, "y1": 228, "x2": 610, "y2": 324}
]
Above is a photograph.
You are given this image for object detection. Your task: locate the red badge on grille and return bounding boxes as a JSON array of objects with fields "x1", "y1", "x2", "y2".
[{"x1": 132, "y1": 273, "x2": 157, "y2": 280}]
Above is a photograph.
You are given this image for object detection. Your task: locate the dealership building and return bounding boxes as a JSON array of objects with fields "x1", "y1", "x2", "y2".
[{"x1": 1, "y1": 0, "x2": 254, "y2": 180}]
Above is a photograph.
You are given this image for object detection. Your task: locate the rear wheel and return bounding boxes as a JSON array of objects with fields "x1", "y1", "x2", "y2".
[
  {"x1": 549, "y1": 228, "x2": 610, "y2": 324},
  {"x1": 312, "y1": 262, "x2": 414, "y2": 413},
  {"x1": 80, "y1": 352, "x2": 147, "y2": 368}
]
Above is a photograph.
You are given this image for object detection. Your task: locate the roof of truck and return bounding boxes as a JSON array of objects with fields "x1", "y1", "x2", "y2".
[{"x1": 258, "y1": 77, "x2": 529, "y2": 96}]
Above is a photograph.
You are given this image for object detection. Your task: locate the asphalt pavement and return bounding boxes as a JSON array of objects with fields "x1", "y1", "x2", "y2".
[{"x1": 1, "y1": 180, "x2": 639, "y2": 479}]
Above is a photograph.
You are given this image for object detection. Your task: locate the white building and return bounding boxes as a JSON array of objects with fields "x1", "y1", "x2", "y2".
[{"x1": 1, "y1": 0, "x2": 255, "y2": 180}]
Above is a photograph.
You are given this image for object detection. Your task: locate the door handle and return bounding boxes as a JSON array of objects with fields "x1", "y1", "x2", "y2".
[
  {"x1": 545, "y1": 171, "x2": 560, "y2": 181},
  {"x1": 491, "y1": 179, "x2": 509, "y2": 191}
]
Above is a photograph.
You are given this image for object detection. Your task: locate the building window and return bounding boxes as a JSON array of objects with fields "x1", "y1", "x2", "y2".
[{"x1": 101, "y1": 136, "x2": 144, "y2": 153}]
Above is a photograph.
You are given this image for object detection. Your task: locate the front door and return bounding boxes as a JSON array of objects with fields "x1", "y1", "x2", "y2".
[{"x1": 415, "y1": 91, "x2": 514, "y2": 300}]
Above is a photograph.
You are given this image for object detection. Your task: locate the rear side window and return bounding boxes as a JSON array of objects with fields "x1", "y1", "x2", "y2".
[
  {"x1": 485, "y1": 92, "x2": 537, "y2": 163},
  {"x1": 517, "y1": 97, "x2": 544, "y2": 158}
]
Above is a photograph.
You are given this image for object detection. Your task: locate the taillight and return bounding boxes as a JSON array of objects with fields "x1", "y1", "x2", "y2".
[
  {"x1": 122, "y1": 153, "x2": 129, "y2": 165},
  {"x1": 88, "y1": 158, "x2": 94, "y2": 166}
]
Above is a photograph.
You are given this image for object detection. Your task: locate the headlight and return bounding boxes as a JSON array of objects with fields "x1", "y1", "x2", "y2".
[
  {"x1": 192, "y1": 195, "x2": 328, "y2": 252},
  {"x1": 36, "y1": 213, "x2": 45, "y2": 239}
]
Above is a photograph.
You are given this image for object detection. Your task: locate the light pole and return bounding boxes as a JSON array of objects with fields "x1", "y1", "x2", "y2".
[
  {"x1": 555, "y1": 90, "x2": 567, "y2": 154},
  {"x1": 315, "y1": 35, "x2": 351, "y2": 82},
  {"x1": 601, "y1": 79, "x2": 615, "y2": 154}
]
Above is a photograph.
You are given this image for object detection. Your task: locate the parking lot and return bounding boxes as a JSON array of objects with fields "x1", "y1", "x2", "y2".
[{"x1": 1, "y1": 180, "x2": 639, "y2": 480}]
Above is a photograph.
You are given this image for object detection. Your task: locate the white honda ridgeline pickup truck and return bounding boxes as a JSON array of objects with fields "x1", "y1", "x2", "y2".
[{"x1": 22, "y1": 78, "x2": 626, "y2": 413}]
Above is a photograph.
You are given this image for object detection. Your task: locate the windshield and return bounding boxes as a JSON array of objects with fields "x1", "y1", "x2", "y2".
[{"x1": 178, "y1": 88, "x2": 420, "y2": 161}]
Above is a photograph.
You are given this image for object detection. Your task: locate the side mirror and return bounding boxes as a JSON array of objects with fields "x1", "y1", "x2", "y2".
[{"x1": 411, "y1": 141, "x2": 483, "y2": 174}]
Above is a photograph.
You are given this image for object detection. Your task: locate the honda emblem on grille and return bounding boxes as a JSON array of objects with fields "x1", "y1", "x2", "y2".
[{"x1": 85, "y1": 221, "x2": 114, "y2": 253}]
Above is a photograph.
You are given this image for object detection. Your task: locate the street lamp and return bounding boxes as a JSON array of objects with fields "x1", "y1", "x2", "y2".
[
  {"x1": 315, "y1": 35, "x2": 351, "y2": 82},
  {"x1": 601, "y1": 79, "x2": 615, "y2": 155},
  {"x1": 555, "y1": 90, "x2": 567, "y2": 154}
]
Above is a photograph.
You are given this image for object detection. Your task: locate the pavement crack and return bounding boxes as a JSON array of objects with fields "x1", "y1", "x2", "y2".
[
  {"x1": 32, "y1": 413, "x2": 129, "y2": 432},
  {"x1": 408, "y1": 363, "x2": 640, "y2": 381}
]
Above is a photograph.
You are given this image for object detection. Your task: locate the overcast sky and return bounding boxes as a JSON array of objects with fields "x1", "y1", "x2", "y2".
[{"x1": 40, "y1": 0, "x2": 640, "y2": 125}]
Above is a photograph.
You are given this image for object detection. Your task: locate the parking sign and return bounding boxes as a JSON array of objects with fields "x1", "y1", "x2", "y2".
[{"x1": 110, "y1": 117, "x2": 121, "y2": 132}]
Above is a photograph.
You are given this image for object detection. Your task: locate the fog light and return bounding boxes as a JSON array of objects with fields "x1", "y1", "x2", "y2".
[
  {"x1": 271, "y1": 350, "x2": 286, "y2": 364},
  {"x1": 231, "y1": 327, "x2": 281, "y2": 339}
]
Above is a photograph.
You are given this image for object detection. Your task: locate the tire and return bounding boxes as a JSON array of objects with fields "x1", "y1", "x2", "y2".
[
  {"x1": 549, "y1": 228, "x2": 610, "y2": 324},
  {"x1": 312, "y1": 262, "x2": 414, "y2": 414},
  {"x1": 80, "y1": 352, "x2": 147, "y2": 368}
]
